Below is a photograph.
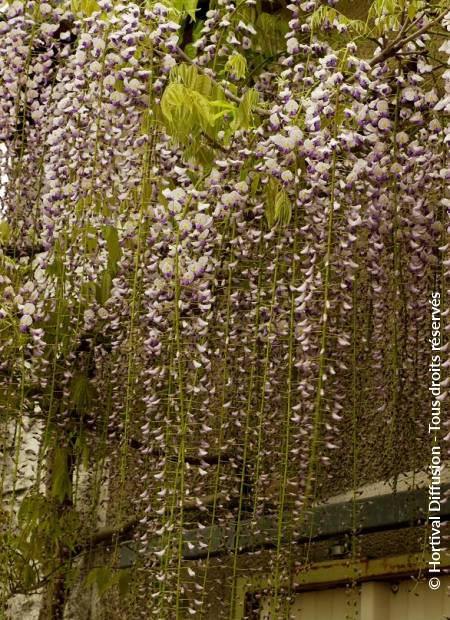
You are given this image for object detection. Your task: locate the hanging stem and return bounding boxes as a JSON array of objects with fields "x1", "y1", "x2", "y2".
[{"x1": 271, "y1": 205, "x2": 300, "y2": 617}]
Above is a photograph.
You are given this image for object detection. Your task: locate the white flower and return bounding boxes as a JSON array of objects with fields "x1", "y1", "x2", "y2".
[
  {"x1": 127, "y1": 78, "x2": 142, "y2": 91},
  {"x1": 281, "y1": 170, "x2": 294, "y2": 183},
  {"x1": 90, "y1": 61, "x2": 102, "y2": 74},
  {"x1": 287, "y1": 125, "x2": 303, "y2": 145},
  {"x1": 235, "y1": 181, "x2": 248, "y2": 193},
  {"x1": 179, "y1": 219, "x2": 192, "y2": 233},
  {"x1": 194, "y1": 213, "x2": 212, "y2": 229},
  {"x1": 425, "y1": 89, "x2": 439, "y2": 105},
  {"x1": 285, "y1": 99, "x2": 299, "y2": 115},
  {"x1": 160, "y1": 257, "x2": 174, "y2": 277},
  {"x1": 22, "y1": 302, "x2": 35, "y2": 315},
  {"x1": 271, "y1": 134, "x2": 289, "y2": 149},
  {"x1": 222, "y1": 191, "x2": 241, "y2": 206},
  {"x1": 92, "y1": 38, "x2": 105, "y2": 51},
  {"x1": 41, "y1": 23, "x2": 59, "y2": 36},
  {"x1": 162, "y1": 54, "x2": 177, "y2": 71},
  {"x1": 84, "y1": 309, "x2": 95, "y2": 322},
  {"x1": 396, "y1": 131, "x2": 408, "y2": 145},
  {"x1": 154, "y1": 547, "x2": 167, "y2": 558},
  {"x1": 402, "y1": 87, "x2": 417, "y2": 102},
  {"x1": 376, "y1": 100, "x2": 389, "y2": 113},
  {"x1": 378, "y1": 117, "x2": 392, "y2": 131},
  {"x1": 286, "y1": 38, "x2": 299, "y2": 55},
  {"x1": 439, "y1": 40, "x2": 450, "y2": 54},
  {"x1": 196, "y1": 256, "x2": 209, "y2": 272},
  {"x1": 20, "y1": 315, "x2": 33, "y2": 328},
  {"x1": 163, "y1": 187, "x2": 186, "y2": 203},
  {"x1": 269, "y1": 113, "x2": 280, "y2": 128}
]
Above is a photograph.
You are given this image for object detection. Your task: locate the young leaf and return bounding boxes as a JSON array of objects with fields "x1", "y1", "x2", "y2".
[
  {"x1": 96, "y1": 270, "x2": 112, "y2": 305},
  {"x1": 224, "y1": 53, "x2": 247, "y2": 79},
  {"x1": 70, "y1": 374, "x2": 92, "y2": 413},
  {"x1": 161, "y1": 83, "x2": 188, "y2": 124},
  {"x1": 275, "y1": 190, "x2": 292, "y2": 226},
  {"x1": 265, "y1": 178, "x2": 279, "y2": 228},
  {"x1": 86, "y1": 567, "x2": 116, "y2": 597},
  {"x1": 0, "y1": 219, "x2": 10, "y2": 243},
  {"x1": 170, "y1": 63, "x2": 198, "y2": 88},
  {"x1": 256, "y1": 13, "x2": 288, "y2": 56},
  {"x1": 103, "y1": 225, "x2": 121, "y2": 272},
  {"x1": 118, "y1": 569, "x2": 132, "y2": 596},
  {"x1": 310, "y1": 5, "x2": 368, "y2": 36},
  {"x1": 51, "y1": 448, "x2": 72, "y2": 503},
  {"x1": 183, "y1": 0, "x2": 198, "y2": 21},
  {"x1": 235, "y1": 88, "x2": 260, "y2": 129},
  {"x1": 22, "y1": 563, "x2": 37, "y2": 589},
  {"x1": 72, "y1": 0, "x2": 99, "y2": 16}
]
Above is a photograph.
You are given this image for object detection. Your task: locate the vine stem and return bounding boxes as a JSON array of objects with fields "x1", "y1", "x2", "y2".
[
  {"x1": 271, "y1": 205, "x2": 300, "y2": 617},
  {"x1": 199, "y1": 216, "x2": 236, "y2": 605},
  {"x1": 251, "y1": 240, "x2": 281, "y2": 520},
  {"x1": 368, "y1": 8, "x2": 449, "y2": 68},
  {"x1": 302, "y1": 130, "x2": 338, "y2": 514},
  {"x1": 386, "y1": 77, "x2": 405, "y2": 482},
  {"x1": 173, "y1": 225, "x2": 187, "y2": 620},
  {"x1": 228, "y1": 229, "x2": 266, "y2": 619}
]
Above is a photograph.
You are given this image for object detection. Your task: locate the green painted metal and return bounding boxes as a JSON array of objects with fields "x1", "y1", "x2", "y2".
[{"x1": 119, "y1": 482, "x2": 450, "y2": 565}]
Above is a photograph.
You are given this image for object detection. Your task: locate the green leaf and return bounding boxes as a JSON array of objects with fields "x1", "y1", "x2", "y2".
[
  {"x1": 190, "y1": 90, "x2": 214, "y2": 130},
  {"x1": 162, "y1": 65, "x2": 236, "y2": 151},
  {"x1": 256, "y1": 13, "x2": 288, "y2": 56},
  {"x1": 170, "y1": 63, "x2": 198, "y2": 88},
  {"x1": 183, "y1": 0, "x2": 197, "y2": 21},
  {"x1": 103, "y1": 225, "x2": 121, "y2": 271},
  {"x1": 192, "y1": 19, "x2": 204, "y2": 41},
  {"x1": 250, "y1": 173, "x2": 261, "y2": 198},
  {"x1": 47, "y1": 257, "x2": 64, "y2": 279},
  {"x1": 275, "y1": 190, "x2": 292, "y2": 226},
  {"x1": 96, "y1": 270, "x2": 112, "y2": 305},
  {"x1": 368, "y1": 0, "x2": 402, "y2": 33},
  {"x1": 235, "y1": 88, "x2": 260, "y2": 129},
  {"x1": 161, "y1": 83, "x2": 188, "y2": 124},
  {"x1": 184, "y1": 43, "x2": 197, "y2": 59},
  {"x1": 165, "y1": 0, "x2": 198, "y2": 20},
  {"x1": 193, "y1": 74, "x2": 214, "y2": 98},
  {"x1": 265, "y1": 178, "x2": 279, "y2": 228},
  {"x1": 18, "y1": 493, "x2": 47, "y2": 527},
  {"x1": 22, "y1": 563, "x2": 37, "y2": 589},
  {"x1": 264, "y1": 179, "x2": 291, "y2": 227},
  {"x1": 51, "y1": 448, "x2": 72, "y2": 503},
  {"x1": 118, "y1": 569, "x2": 132, "y2": 596},
  {"x1": 0, "y1": 219, "x2": 10, "y2": 244},
  {"x1": 224, "y1": 53, "x2": 247, "y2": 79},
  {"x1": 310, "y1": 5, "x2": 368, "y2": 36},
  {"x1": 161, "y1": 82, "x2": 217, "y2": 137},
  {"x1": 70, "y1": 374, "x2": 92, "y2": 413},
  {"x1": 72, "y1": 0, "x2": 99, "y2": 15},
  {"x1": 407, "y1": 0, "x2": 426, "y2": 20},
  {"x1": 86, "y1": 567, "x2": 116, "y2": 597}
]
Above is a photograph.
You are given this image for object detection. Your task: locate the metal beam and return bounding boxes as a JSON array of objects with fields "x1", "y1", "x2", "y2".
[{"x1": 119, "y1": 482, "x2": 450, "y2": 566}]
